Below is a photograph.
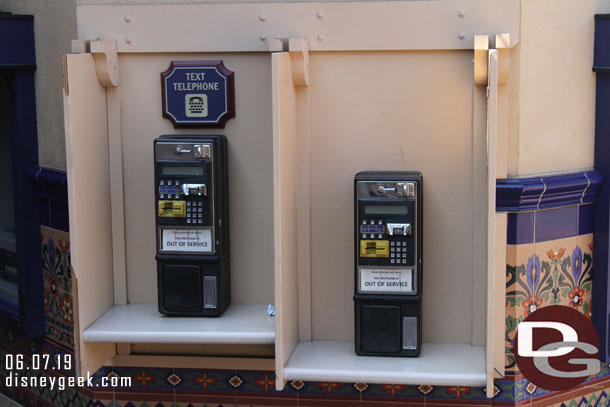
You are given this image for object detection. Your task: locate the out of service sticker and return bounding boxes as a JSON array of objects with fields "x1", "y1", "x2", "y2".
[
  {"x1": 161, "y1": 229, "x2": 212, "y2": 253},
  {"x1": 359, "y1": 268, "x2": 414, "y2": 294}
]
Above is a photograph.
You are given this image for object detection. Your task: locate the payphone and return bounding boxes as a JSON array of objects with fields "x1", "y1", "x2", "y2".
[
  {"x1": 154, "y1": 135, "x2": 230, "y2": 316},
  {"x1": 354, "y1": 171, "x2": 422, "y2": 356}
]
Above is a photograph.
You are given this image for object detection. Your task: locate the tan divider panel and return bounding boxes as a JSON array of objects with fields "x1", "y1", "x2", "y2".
[
  {"x1": 307, "y1": 51, "x2": 484, "y2": 343},
  {"x1": 117, "y1": 53, "x2": 274, "y2": 305},
  {"x1": 63, "y1": 53, "x2": 116, "y2": 375},
  {"x1": 271, "y1": 51, "x2": 300, "y2": 390}
]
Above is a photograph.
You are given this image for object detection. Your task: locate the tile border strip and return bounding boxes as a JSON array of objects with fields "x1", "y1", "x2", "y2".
[
  {"x1": 28, "y1": 166, "x2": 68, "y2": 204},
  {"x1": 496, "y1": 170, "x2": 603, "y2": 211}
]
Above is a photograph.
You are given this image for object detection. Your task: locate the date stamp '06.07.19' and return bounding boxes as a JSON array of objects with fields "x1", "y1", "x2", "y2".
[{"x1": 2, "y1": 353, "x2": 131, "y2": 390}]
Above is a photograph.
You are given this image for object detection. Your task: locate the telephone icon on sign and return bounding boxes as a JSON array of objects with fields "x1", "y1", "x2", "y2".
[{"x1": 185, "y1": 94, "x2": 208, "y2": 117}]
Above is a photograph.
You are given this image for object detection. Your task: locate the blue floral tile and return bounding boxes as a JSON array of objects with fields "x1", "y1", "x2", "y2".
[
  {"x1": 41, "y1": 226, "x2": 72, "y2": 294},
  {"x1": 362, "y1": 383, "x2": 423, "y2": 399},
  {"x1": 493, "y1": 378, "x2": 529, "y2": 403},
  {"x1": 41, "y1": 226, "x2": 74, "y2": 352},
  {"x1": 298, "y1": 380, "x2": 359, "y2": 398},
  {"x1": 531, "y1": 384, "x2": 554, "y2": 398},
  {"x1": 173, "y1": 368, "x2": 235, "y2": 394},
  {"x1": 423, "y1": 384, "x2": 487, "y2": 401},
  {"x1": 90, "y1": 366, "x2": 113, "y2": 387},
  {"x1": 235, "y1": 370, "x2": 296, "y2": 395},
  {"x1": 171, "y1": 368, "x2": 211, "y2": 392},
  {"x1": 111, "y1": 367, "x2": 175, "y2": 391}
]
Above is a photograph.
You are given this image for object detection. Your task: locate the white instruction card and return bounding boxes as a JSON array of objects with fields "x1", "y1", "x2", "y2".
[
  {"x1": 161, "y1": 228, "x2": 212, "y2": 253},
  {"x1": 359, "y1": 268, "x2": 414, "y2": 293}
]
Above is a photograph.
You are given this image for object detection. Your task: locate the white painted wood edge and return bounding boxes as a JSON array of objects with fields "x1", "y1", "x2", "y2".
[
  {"x1": 84, "y1": 331, "x2": 275, "y2": 344},
  {"x1": 283, "y1": 341, "x2": 486, "y2": 386},
  {"x1": 485, "y1": 49, "x2": 499, "y2": 399},
  {"x1": 82, "y1": 304, "x2": 275, "y2": 344}
]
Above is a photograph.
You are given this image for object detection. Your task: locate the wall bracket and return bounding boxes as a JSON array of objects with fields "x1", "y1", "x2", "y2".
[
  {"x1": 91, "y1": 39, "x2": 120, "y2": 87},
  {"x1": 289, "y1": 38, "x2": 310, "y2": 87}
]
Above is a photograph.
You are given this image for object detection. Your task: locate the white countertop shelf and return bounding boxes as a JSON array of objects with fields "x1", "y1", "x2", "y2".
[
  {"x1": 82, "y1": 303, "x2": 275, "y2": 344},
  {"x1": 283, "y1": 340, "x2": 486, "y2": 386}
]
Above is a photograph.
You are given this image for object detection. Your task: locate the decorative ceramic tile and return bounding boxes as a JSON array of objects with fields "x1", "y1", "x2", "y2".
[
  {"x1": 234, "y1": 370, "x2": 295, "y2": 395},
  {"x1": 363, "y1": 383, "x2": 423, "y2": 399},
  {"x1": 493, "y1": 378, "x2": 530, "y2": 404},
  {"x1": 298, "y1": 381, "x2": 359, "y2": 398},
  {"x1": 507, "y1": 212, "x2": 535, "y2": 245},
  {"x1": 35, "y1": 341, "x2": 76, "y2": 376},
  {"x1": 553, "y1": 389, "x2": 609, "y2": 407},
  {"x1": 533, "y1": 236, "x2": 582, "y2": 309},
  {"x1": 505, "y1": 243, "x2": 534, "y2": 373},
  {"x1": 425, "y1": 385, "x2": 487, "y2": 401},
  {"x1": 577, "y1": 233, "x2": 594, "y2": 320},
  {"x1": 505, "y1": 231, "x2": 594, "y2": 376},
  {"x1": 112, "y1": 367, "x2": 175, "y2": 392},
  {"x1": 171, "y1": 369, "x2": 218, "y2": 393},
  {"x1": 90, "y1": 366, "x2": 113, "y2": 387},
  {"x1": 41, "y1": 226, "x2": 72, "y2": 294},
  {"x1": 535, "y1": 206, "x2": 578, "y2": 243},
  {"x1": 289, "y1": 380, "x2": 304, "y2": 391},
  {"x1": 578, "y1": 204, "x2": 595, "y2": 235},
  {"x1": 417, "y1": 384, "x2": 432, "y2": 396},
  {"x1": 227, "y1": 373, "x2": 243, "y2": 389},
  {"x1": 41, "y1": 225, "x2": 74, "y2": 351}
]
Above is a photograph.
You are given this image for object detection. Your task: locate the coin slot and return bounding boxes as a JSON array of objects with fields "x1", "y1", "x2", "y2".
[
  {"x1": 158, "y1": 200, "x2": 186, "y2": 217},
  {"x1": 360, "y1": 240, "x2": 389, "y2": 257}
]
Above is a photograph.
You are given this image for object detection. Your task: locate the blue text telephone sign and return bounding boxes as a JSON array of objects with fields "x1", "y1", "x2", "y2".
[{"x1": 161, "y1": 61, "x2": 235, "y2": 128}]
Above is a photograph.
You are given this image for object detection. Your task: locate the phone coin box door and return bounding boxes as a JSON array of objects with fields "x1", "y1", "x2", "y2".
[
  {"x1": 354, "y1": 171, "x2": 422, "y2": 356},
  {"x1": 154, "y1": 135, "x2": 230, "y2": 316}
]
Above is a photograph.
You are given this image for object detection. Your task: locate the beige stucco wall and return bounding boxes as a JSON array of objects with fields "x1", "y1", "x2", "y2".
[
  {"x1": 508, "y1": 0, "x2": 610, "y2": 177},
  {"x1": 2, "y1": 0, "x2": 608, "y2": 176},
  {"x1": 0, "y1": 0, "x2": 77, "y2": 170},
  {"x1": 77, "y1": 0, "x2": 407, "y2": 3}
]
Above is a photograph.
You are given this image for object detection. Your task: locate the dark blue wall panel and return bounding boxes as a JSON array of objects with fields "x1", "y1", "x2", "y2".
[
  {"x1": 0, "y1": 15, "x2": 35, "y2": 68},
  {"x1": 593, "y1": 14, "x2": 610, "y2": 363}
]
